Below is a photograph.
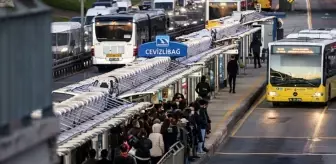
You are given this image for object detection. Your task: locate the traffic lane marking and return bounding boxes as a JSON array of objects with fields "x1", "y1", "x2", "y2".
[
  {"x1": 214, "y1": 152, "x2": 336, "y2": 156},
  {"x1": 212, "y1": 75, "x2": 266, "y2": 132},
  {"x1": 231, "y1": 100, "x2": 325, "y2": 137},
  {"x1": 314, "y1": 107, "x2": 336, "y2": 137},
  {"x1": 231, "y1": 136, "x2": 336, "y2": 140},
  {"x1": 312, "y1": 106, "x2": 328, "y2": 138},
  {"x1": 217, "y1": 137, "x2": 308, "y2": 154},
  {"x1": 231, "y1": 136, "x2": 310, "y2": 139},
  {"x1": 231, "y1": 94, "x2": 265, "y2": 136}
]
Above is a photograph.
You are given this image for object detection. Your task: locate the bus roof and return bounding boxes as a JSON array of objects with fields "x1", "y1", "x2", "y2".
[
  {"x1": 95, "y1": 9, "x2": 165, "y2": 21},
  {"x1": 51, "y1": 22, "x2": 81, "y2": 33},
  {"x1": 272, "y1": 29, "x2": 336, "y2": 46},
  {"x1": 86, "y1": 6, "x2": 118, "y2": 16},
  {"x1": 270, "y1": 38, "x2": 336, "y2": 46}
]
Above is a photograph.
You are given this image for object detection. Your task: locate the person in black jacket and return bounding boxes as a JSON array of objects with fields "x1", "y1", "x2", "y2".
[
  {"x1": 188, "y1": 105, "x2": 201, "y2": 159},
  {"x1": 97, "y1": 149, "x2": 111, "y2": 164},
  {"x1": 198, "y1": 100, "x2": 210, "y2": 153},
  {"x1": 194, "y1": 106, "x2": 206, "y2": 154},
  {"x1": 227, "y1": 55, "x2": 239, "y2": 93},
  {"x1": 134, "y1": 129, "x2": 152, "y2": 164},
  {"x1": 195, "y1": 76, "x2": 211, "y2": 100},
  {"x1": 250, "y1": 36, "x2": 262, "y2": 68}
]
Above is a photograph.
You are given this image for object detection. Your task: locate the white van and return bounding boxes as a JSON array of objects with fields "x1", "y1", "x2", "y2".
[
  {"x1": 117, "y1": 0, "x2": 132, "y2": 8},
  {"x1": 85, "y1": 6, "x2": 118, "y2": 26},
  {"x1": 116, "y1": 1, "x2": 130, "y2": 12},
  {"x1": 51, "y1": 22, "x2": 81, "y2": 60}
]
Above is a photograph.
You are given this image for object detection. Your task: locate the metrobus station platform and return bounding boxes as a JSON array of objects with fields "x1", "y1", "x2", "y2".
[
  {"x1": 192, "y1": 64, "x2": 267, "y2": 164},
  {"x1": 39, "y1": 10, "x2": 285, "y2": 164}
]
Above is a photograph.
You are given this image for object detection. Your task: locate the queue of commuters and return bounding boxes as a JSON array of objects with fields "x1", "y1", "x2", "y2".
[{"x1": 81, "y1": 90, "x2": 212, "y2": 164}]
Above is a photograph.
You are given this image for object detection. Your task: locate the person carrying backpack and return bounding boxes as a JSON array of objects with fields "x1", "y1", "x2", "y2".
[
  {"x1": 134, "y1": 130, "x2": 152, "y2": 164},
  {"x1": 114, "y1": 144, "x2": 136, "y2": 164},
  {"x1": 195, "y1": 76, "x2": 211, "y2": 101}
]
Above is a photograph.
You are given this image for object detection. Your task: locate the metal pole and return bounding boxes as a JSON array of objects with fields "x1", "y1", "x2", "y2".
[
  {"x1": 205, "y1": 0, "x2": 209, "y2": 21},
  {"x1": 237, "y1": 0, "x2": 241, "y2": 11},
  {"x1": 246, "y1": 0, "x2": 248, "y2": 10},
  {"x1": 80, "y1": 0, "x2": 85, "y2": 53}
]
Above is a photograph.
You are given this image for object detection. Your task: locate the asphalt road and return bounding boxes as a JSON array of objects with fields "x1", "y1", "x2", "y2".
[
  {"x1": 207, "y1": 95, "x2": 336, "y2": 164},
  {"x1": 53, "y1": 66, "x2": 101, "y2": 90}
]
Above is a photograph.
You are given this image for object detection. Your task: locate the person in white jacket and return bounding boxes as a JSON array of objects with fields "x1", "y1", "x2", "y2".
[{"x1": 148, "y1": 123, "x2": 164, "y2": 164}]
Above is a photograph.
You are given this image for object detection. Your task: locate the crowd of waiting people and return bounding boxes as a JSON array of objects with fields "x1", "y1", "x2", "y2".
[{"x1": 82, "y1": 76, "x2": 212, "y2": 164}]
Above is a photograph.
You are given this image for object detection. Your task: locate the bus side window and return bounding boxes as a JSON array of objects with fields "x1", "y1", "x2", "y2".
[
  {"x1": 326, "y1": 47, "x2": 336, "y2": 77},
  {"x1": 136, "y1": 23, "x2": 142, "y2": 45}
]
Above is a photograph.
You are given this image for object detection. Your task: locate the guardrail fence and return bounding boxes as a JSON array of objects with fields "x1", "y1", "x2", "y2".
[{"x1": 158, "y1": 142, "x2": 185, "y2": 164}]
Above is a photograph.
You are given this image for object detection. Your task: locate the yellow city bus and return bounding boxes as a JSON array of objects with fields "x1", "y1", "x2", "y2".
[
  {"x1": 206, "y1": 20, "x2": 222, "y2": 29},
  {"x1": 256, "y1": 0, "x2": 271, "y2": 11},
  {"x1": 266, "y1": 30, "x2": 336, "y2": 106}
]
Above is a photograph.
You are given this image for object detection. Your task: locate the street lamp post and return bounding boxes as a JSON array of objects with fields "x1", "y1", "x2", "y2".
[
  {"x1": 80, "y1": 0, "x2": 85, "y2": 53},
  {"x1": 205, "y1": 0, "x2": 209, "y2": 21}
]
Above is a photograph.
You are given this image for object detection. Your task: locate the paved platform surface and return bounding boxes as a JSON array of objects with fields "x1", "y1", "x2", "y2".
[{"x1": 191, "y1": 64, "x2": 266, "y2": 163}]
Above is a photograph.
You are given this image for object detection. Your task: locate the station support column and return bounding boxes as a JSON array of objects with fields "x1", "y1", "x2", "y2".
[
  {"x1": 102, "y1": 131, "x2": 109, "y2": 150},
  {"x1": 92, "y1": 137, "x2": 99, "y2": 158},
  {"x1": 64, "y1": 153, "x2": 71, "y2": 164},
  {"x1": 215, "y1": 55, "x2": 220, "y2": 93}
]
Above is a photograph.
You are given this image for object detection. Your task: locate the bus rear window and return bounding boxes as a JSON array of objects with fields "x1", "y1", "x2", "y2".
[
  {"x1": 95, "y1": 21, "x2": 133, "y2": 42},
  {"x1": 155, "y1": 2, "x2": 173, "y2": 10}
]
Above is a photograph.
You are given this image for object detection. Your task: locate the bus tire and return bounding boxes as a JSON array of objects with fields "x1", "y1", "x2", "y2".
[{"x1": 272, "y1": 102, "x2": 280, "y2": 107}]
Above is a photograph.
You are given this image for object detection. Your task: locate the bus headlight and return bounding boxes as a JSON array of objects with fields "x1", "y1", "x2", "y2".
[
  {"x1": 268, "y1": 91, "x2": 277, "y2": 96},
  {"x1": 313, "y1": 92, "x2": 323, "y2": 97},
  {"x1": 180, "y1": 7, "x2": 187, "y2": 13},
  {"x1": 61, "y1": 47, "x2": 68, "y2": 53}
]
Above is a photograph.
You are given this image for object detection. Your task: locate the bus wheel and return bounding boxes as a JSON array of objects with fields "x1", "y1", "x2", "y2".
[{"x1": 272, "y1": 102, "x2": 280, "y2": 107}]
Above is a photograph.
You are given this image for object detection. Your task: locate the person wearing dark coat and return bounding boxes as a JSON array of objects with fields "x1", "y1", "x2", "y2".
[
  {"x1": 134, "y1": 130, "x2": 152, "y2": 164},
  {"x1": 195, "y1": 76, "x2": 211, "y2": 100},
  {"x1": 198, "y1": 100, "x2": 209, "y2": 153},
  {"x1": 97, "y1": 149, "x2": 111, "y2": 164},
  {"x1": 163, "y1": 115, "x2": 182, "y2": 153},
  {"x1": 82, "y1": 149, "x2": 98, "y2": 164},
  {"x1": 128, "y1": 120, "x2": 141, "y2": 137},
  {"x1": 227, "y1": 55, "x2": 239, "y2": 93},
  {"x1": 187, "y1": 107, "x2": 200, "y2": 158},
  {"x1": 250, "y1": 36, "x2": 262, "y2": 68},
  {"x1": 191, "y1": 106, "x2": 205, "y2": 154}
]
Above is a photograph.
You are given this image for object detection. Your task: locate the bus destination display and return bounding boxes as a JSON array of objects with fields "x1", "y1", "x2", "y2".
[{"x1": 272, "y1": 45, "x2": 321, "y2": 54}]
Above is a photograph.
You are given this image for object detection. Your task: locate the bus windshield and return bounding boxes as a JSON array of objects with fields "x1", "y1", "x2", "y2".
[
  {"x1": 95, "y1": 21, "x2": 133, "y2": 42},
  {"x1": 52, "y1": 33, "x2": 69, "y2": 46},
  {"x1": 269, "y1": 52, "x2": 322, "y2": 87},
  {"x1": 85, "y1": 16, "x2": 95, "y2": 25},
  {"x1": 155, "y1": 2, "x2": 173, "y2": 10}
]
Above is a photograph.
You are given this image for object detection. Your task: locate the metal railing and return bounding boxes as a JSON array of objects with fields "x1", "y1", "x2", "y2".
[
  {"x1": 158, "y1": 142, "x2": 185, "y2": 164},
  {"x1": 53, "y1": 52, "x2": 92, "y2": 80}
]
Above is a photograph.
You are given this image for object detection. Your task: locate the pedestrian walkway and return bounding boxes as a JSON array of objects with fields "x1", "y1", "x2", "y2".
[{"x1": 192, "y1": 64, "x2": 266, "y2": 164}]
